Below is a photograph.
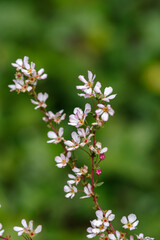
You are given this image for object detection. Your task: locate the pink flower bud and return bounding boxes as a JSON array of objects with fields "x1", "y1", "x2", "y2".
[
  {"x1": 96, "y1": 169, "x2": 101, "y2": 175},
  {"x1": 100, "y1": 153, "x2": 105, "y2": 160}
]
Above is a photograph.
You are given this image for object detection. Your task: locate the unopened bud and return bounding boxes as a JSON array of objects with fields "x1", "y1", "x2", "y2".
[
  {"x1": 96, "y1": 169, "x2": 101, "y2": 175},
  {"x1": 100, "y1": 153, "x2": 105, "y2": 160}
]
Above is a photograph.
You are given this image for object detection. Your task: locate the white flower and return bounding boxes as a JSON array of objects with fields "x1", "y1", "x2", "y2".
[
  {"x1": 13, "y1": 219, "x2": 42, "y2": 237},
  {"x1": 121, "y1": 214, "x2": 139, "y2": 231},
  {"x1": 64, "y1": 182, "x2": 77, "y2": 199},
  {"x1": 64, "y1": 131, "x2": 80, "y2": 151},
  {"x1": 89, "y1": 142, "x2": 108, "y2": 155},
  {"x1": 78, "y1": 88, "x2": 95, "y2": 98},
  {"x1": 86, "y1": 217, "x2": 107, "y2": 239},
  {"x1": 95, "y1": 104, "x2": 114, "y2": 121},
  {"x1": 76, "y1": 70, "x2": 96, "y2": 92},
  {"x1": 31, "y1": 92, "x2": 48, "y2": 109},
  {"x1": 93, "y1": 81, "x2": 102, "y2": 94},
  {"x1": 72, "y1": 165, "x2": 88, "y2": 176},
  {"x1": 43, "y1": 110, "x2": 66, "y2": 123},
  {"x1": 108, "y1": 231, "x2": 122, "y2": 240},
  {"x1": 0, "y1": 223, "x2": 4, "y2": 236},
  {"x1": 68, "y1": 173, "x2": 81, "y2": 185},
  {"x1": 102, "y1": 87, "x2": 116, "y2": 102},
  {"x1": 8, "y1": 78, "x2": 32, "y2": 93},
  {"x1": 96, "y1": 210, "x2": 115, "y2": 227},
  {"x1": 78, "y1": 128, "x2": 94, "y2": 147},
  {"x1": 34, "y1": 68, "x2": 47, "y2": 80},
  {"x1": 47, "y1": 127, "x2": 64, "y2": 144},
  {"x1": 11, "y1": 56, "x2": 28, "y2": 71},
  {"x1": 22, "y1": 60, "x2": 36, "y2": 77},
  {"x1": 136, "y1": 233, "x2": 154, "y2": 240},
  {"x1": 68, "y1": 103, "x2": 91, "y2": 128},
  {"x1": 80, "y1": 183, "x2": 93, "y2": 199},
  {"x1": 55, "y1": 152, "x2": 71, "y2": 168}
]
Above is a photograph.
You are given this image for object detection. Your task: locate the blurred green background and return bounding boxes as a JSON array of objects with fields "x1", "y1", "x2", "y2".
[{"x1": 0, "y1": 0, "x2": 160, "y2": 239}]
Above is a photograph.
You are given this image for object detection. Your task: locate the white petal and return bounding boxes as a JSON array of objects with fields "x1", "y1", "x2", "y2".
[
  {"x1": 38, "y1": 68, "x2": 44, "y2": 75},
  {"x1": 78, "y1": 75, "x2": 87, "y2": 84},
  {"x1": 34, "y1": 225, "x2": 42, "y2": 233},
  {"x1": 59, "y1": 127, "x2": 64, "y2": 137},
  {"x1": 121, "y1": 216, "x2": 127, "y2": 224},
  {"x1": 21, "y1": 219, "x2": 27, "y2": 228},
  {"x1": 101, "y1": 112, "x2": 109, "y2": 121},
  {"x1": 128, "y1": 214, "x2": 137, "y2": 223},
  {"x1": 104, "y1": 87, "x2": 113, "y2": 97},
  {"x1": 47, "y1": 131, "x2": 57, "y2": 139},
  {"x1": 96, "y1": 210, "x2": 103, "y2": 220}
]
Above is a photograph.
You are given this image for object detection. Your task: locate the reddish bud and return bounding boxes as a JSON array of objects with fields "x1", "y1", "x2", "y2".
[
  {"x1": 96, "y1": 169, "x2": 101, "y2": 175},
  {"x1": 100, "y1": 153, "x2": 105, "y2": 160}
]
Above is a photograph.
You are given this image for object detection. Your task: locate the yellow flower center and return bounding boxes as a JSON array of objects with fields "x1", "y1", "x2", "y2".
[
  {"x1": 127, "y1": 223, "x2": 132, "y2": 228},
  {"x1": 62, "y1": 160, "x2": 66, "y2": 165},
  {"x1": 87, "y1": 82, "x2": 93, "y2": 88},
  {"x1": 103, "y1": 107, "x2": 108, "y2": 112}
]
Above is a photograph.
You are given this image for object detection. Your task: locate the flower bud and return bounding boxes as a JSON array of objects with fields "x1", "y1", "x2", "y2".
[
  {"x1": 100, "y1": 153, "x2": 105, "y2": 160},
  {"x1": 96, "y1": 169, "x2": 101, "y2": 175}
]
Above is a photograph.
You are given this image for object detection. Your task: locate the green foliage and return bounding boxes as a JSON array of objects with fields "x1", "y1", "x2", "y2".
[{"x1": 0, "y1": 0, "x2": 160, "y2": 239}]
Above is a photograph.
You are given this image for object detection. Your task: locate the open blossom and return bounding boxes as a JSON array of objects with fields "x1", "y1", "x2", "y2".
[
  {"x1": 95, "y1": 104, "x2": 114, "y2": 122},
  {"x1": 76, "y1": 70, "x2": 96, "y2": 92},
  {"x1": 108, "y1": 231, "x2": 127, "y2": 240},
  {"x1": 31, "y1": 92, "x2": 48, "y2": 109},
  {"x1": 21, "y1": 59, "x2": 36, "y2": 77},
  {"x1": 64, "y1": 182, "x2": 77, "y2": 199},
  {"x1": 64, "y1": 131, "x2": 80, "y2": 151},
  {"x1": 13, "y1": 219, "x2": 42, "y2": 237},
  {"x1": 47, "y1": 127, "x2": 64, "y2": 144},
  {"x1": 87, "y1": 217, "x2": 107, "y2": 239},
  {"x1": 8, "y1": 77, "x2": 32, "y2": 93},
  {"x1": 90, "y1": 142, "x2": 108, "y2": 155},
  {"x1": 136, "y1": 233, "x2": 154, "y2": 240},
  {"x1": 43, "y1": 110, "x2": 66, "y2": 123},
  {"x1": 0, "y1": 223, "x2": 4, "y2": 236},
  {"x1": 11, "y1": 56, "x2": 28, "y2": 71},
  {"x1": 55, "y1": 152, "x2": 71, "y2": 168},
  {"x1": 72, "y1": 165, "x2": 88, "y2": 176},
  {"x1": 121, "y1": 214, "x2": 139, "y2": 231},
  {"x1": 34, "y1": 68, "x2": 47, "y2": 80},
  {"x1": 80, "y1": 183, "x2": 93, "y2": 199},
  {"x1": 78, "y1": 127, "x2": 94, "y2": 147},
  {"x1": 96, "y1": 210, "x2": 115, "y2": 227},
  {"x1": 68, "y1": 103, "x2": 91, "y2": 128},
  {"x1": 102, "y1": 87, "x2": 116, "y2": 102},
  {"x1": 68, "y1": 173, "x2": 81, "y2": 185}
]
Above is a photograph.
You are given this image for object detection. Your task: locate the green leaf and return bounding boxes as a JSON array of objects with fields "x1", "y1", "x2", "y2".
[{"x1": 95, "y1": 182, "x2": 104, "y2": 187}]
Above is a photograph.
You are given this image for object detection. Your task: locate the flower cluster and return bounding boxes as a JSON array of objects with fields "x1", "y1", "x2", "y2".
[
  {"x1": 0, "y1": 204, "x2": 42, "y2": 240},
  {"x1": 7, "y1": 57, "x2": 155, "y2": 240}
]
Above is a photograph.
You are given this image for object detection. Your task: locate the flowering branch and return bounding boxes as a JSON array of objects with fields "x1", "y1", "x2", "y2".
[{"x1": 1, "y1": 56, "x2": 154, "y2": 240}]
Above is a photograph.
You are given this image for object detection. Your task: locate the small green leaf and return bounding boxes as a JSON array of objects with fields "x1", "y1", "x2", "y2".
[{"x1": 95, "y1": 182, "x2": 104, "y2": 187}]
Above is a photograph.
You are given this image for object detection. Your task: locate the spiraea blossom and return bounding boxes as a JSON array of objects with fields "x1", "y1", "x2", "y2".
[
  {"x1": 90, "y1": 142, "x2": 108, "y2": 155},
  {"x1": 68, "y1": 103, "x2": 91, "y2": 128},
  {"x1": 121, "y1": 214, "x2": 139, "y2": 231},
  {"x1": 55, "y1": 152, "x2": 71, "y2": 168},
  {"x1": 47, "y1": 127, "x2": 64, "y2": 144},
  {"x1": 13, "y1": 219, "x2": 42, "y2": 237},
  {"x1": 64, "y1": 131, "x2": 81, "y2": 151},
  {"x1": 96, "y1": 210, "x2": 115, "y2": 227},
  {"x1": 136, "y1": 233, "x2": 154, "y2": 240},
  {"x1": 95, "y1": 104, "x2": 114, "y2": 122},
  {"x1": 80, "y1": 183, "x2": 93, "y2": 199},
  {"x1": 76, "y1": 70, "x2": 96, "y2": 92},
  {"x1": 64, "y1": 182, "x2": 77, "y2": 199},
  {"x1": 8, "y1": 59, "x2": 155, "y2": 240}
]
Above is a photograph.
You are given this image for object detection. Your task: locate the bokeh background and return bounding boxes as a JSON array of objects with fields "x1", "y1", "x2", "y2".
[{"x1": 0, "y1": 0, "x2": 160, "y2": 239}]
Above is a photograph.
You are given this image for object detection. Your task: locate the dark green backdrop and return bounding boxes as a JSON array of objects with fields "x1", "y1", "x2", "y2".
[{"x1": 0, "y1": 0, "x2": 160, "y2": 239}]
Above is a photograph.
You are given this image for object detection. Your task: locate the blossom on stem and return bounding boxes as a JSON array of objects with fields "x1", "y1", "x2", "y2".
[
  {"x1": 80, "y1": 183, "x2": 93, "y2": 199},
  {"x1": 68, "y1": 103, "x2": 91, "y2": 128},
  {"x1": 95, "y1": 104, "x2": 114, "y2": 122},
  {"x1": 78, "y1": 127, "x2": 94, "y2": 147},
  {"x1": 34, "y1": 68, "x2": 47, "y2": 80},
  {"x1": 72, "y1": 165, "x2": 88, "y2": 176},
  {"x1": 136, "y1": 233, "x2": 154, "y2": 240},
  {"x1": 21, "y1": 59, "x2": 36, "y2": 77},
  {"x1": 121, "y1": 214, "x2": 139, "y2": 230},
  {"x1": 47, "y1": 127, "x2": 64, "y2": 144},
  {"x1": 76, "y1": 70, "x2": 96, "y2": 92},
  {"x1": 108, "y1": 230, "x2": 127, "y2": 240},
  {"x1": 102, "y1": 87, "x2": 116, "y2": 102},
  {"x1": 8, "y1": 77, "x2": 32, "y2": 93},
  {"x1": 0, "y1": 223, "x2": 4, "y2": 236},
  {"x1": 68, "y1": 173, "x2": 81, "y2": 185},
  {"x1": 96, "y1": 210, "x2": 115, "y2": 227},
  {"x1": 90, "y1": 142, "x2": 108, "y2": 155},
  {"x1": 31, "y1": 92, "x2": 48, "y2": 109},
  {"x1": 11, "y1": 56, "x2": 28, "y2": 71},
  {"x1": 64, "y1": 131, "x2": 80, "y2": 151},
  {"x1": 87, "y1": 218, "x2": 107, "y2": 239},
  {"x1": 13, "y1": 219, "x2": 42, "y2": 237},
  {"x1": 64, "y1": 182, "x2": 77, "y2": 199},
  {"x1": 55, "y1": 152, "x2": 71, "y2": 168}
]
